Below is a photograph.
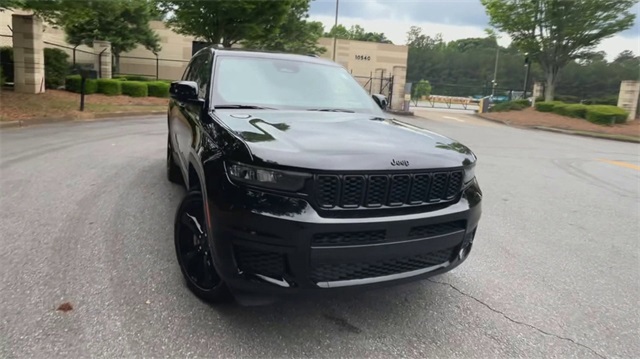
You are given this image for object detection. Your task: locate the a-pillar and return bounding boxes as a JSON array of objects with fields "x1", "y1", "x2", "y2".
[
  {"x1": 391, "y1": 66, "x2": 407, "y2": 110},
  {"x1": 93, "y1": 40, "x2": 112, "y2": 79},
  {"x1": 12, "y1": 14, "x2": 45, "y2": 94}
]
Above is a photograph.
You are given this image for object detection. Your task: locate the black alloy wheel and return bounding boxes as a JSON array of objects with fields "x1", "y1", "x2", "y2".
[{"x1": 174, "y1": 191, "x2": 230, "y2": 303}]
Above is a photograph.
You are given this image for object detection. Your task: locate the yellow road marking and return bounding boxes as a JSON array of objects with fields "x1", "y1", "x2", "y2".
[{"x1": 598, "y1": 159, "x2": 640, "y2": 171}]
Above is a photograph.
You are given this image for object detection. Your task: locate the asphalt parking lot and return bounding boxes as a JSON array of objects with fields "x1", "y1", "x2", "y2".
[{"x1": 1, "y1": 111, "x2": 638, "y2": 358}]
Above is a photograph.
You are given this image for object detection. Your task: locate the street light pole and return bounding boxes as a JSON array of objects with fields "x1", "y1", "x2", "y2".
[
  {"x1": 491, "y1": 47, "x2": 499, "y2": 96},
  {"x1": 332, "y1": 0, "x2": 339, "y2": 62},
  {"x1": 523, "y1": 52, "x2": 531, "y2": 99}
]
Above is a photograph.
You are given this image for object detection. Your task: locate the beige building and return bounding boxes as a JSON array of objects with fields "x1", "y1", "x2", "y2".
[{"x1": 1, "y1": 11, "x2": 409, "y2": 108}]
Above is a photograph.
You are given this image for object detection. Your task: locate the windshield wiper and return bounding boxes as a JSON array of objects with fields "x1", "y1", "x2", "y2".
[
  {"x1": 306, "y1": 108, "x2": 355, "y2": 113},
  {"x1": 214, "y1": 105, "x2": 275, "y2": 110}
]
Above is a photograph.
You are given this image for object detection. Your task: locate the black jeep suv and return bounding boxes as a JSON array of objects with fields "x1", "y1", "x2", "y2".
[{"x1": 167, "y1": 47, "x2": 482, "y2": 304}]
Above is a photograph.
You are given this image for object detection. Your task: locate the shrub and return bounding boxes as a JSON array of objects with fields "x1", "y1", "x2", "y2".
[
  {"x1": 0, "y1": 67, "x2": 4, "y2": 87},
  {"x1": 147, "y1": 81, "x2": 170, "y2": 97},
  {"x1": 490, "y1": 100, "x2": 527, "y2": 112},
  {"x1": 535, "y1": 101, "x2": 559, "y2": 112},
  {"x1": 0, "y1": 46, "x2": 13, "y2": 83},
  {"x1": 551, "y1": 102, "x2": 569, "y2": 116},
  {"x1": 554, "y1": 95, "x2": 580, "y2": 103},
  {"x1": 121, "y1": 81, "x2": 148, "y2": 97},
  {"x1": 582, "y1": 96, "x2": 618, "y2": 106},
  {"x1": 513, "y1": 99, "x2": 530, "y2": 107},
  {"x1": 65, "y1": 75, "x2": 97, "y2": 94},
  {"x1": 585, "y1": 105, "x2": 628, "y2": 125},
  {"x1": 65, "y1": 75, "x2": 82, "y2": 92},
  {"x1": 44, "y1": 48, "x2": 70, "y2": 89},
  {"x1": 96, "y1": 79, "x2": 122, "y2": 96},
  {"x1": 124, "y1": 75, "x2": 154, "y2": 82},
  {"x1": 563, "y1": 104, "x2": 588, "y2": 119},
  {"x1": 113, "y1": 75, "x2": 128, "y2": 81}
]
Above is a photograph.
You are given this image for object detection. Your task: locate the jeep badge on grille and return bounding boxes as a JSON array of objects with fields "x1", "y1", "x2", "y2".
[{"x1": 390, "y1": 159, "x2": 409, "y2": 167}]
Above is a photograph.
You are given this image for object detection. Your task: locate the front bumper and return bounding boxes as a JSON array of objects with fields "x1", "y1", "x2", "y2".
[{"x1": 204, "y1": 179, "x2": 482, "y2": 298}]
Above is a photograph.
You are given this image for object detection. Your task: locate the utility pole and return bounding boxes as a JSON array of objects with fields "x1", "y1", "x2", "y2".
[
  {"x1": 523, "y1": 52, "x2": 531, "y2": 99},
  {"x1": 491, "y1": 47, "x2": 499, "y2": 96},
  {"x1": 332, "y1": 0, "x2": 339, "y2": 62}
]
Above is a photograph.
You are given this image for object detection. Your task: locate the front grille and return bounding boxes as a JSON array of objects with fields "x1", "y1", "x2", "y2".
[
  {"x1": 312, "y1": 220, "x2": 465, "y2": 247},
  {"x1": 312, "y1": 230, "x2": 386, "y2": 247},
  {"x1": 408, "y1": 220, "x2": 466, "y2": 239},
  {"x1": 311, "y1": 247, "x2": 455, "y2": 282},
  {"x1": 315, "y1": 170, "x2": 463, "y2": 209},
  {"x1": 234, "y1": 246, "x2": 285, "y2": 277}
]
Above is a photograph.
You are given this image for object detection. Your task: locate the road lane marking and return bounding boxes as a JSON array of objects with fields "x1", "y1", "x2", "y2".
[
  {"x1": 598, "y1": 159, "x2": 640, "y2": 171},
  {"x1": 443, "y1": 116, "x2": 465, "y2": 122}
]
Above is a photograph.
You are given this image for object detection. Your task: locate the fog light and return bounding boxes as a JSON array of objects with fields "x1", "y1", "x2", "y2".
[{"x1": 458, "y1": 243, "x2": 471, "y2": 260}]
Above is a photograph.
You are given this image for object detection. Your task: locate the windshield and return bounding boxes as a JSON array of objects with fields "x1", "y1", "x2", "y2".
[{"x1": 211, "y1": 55, "x2": 384, "y2": 114}]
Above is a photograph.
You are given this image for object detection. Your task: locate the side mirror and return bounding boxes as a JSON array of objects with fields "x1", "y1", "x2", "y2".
[
  {"x1": 372, "y1": 94, "x2": 388, "y2": 110},
  {"x1": 170, "y1": 81, "x2": 199, "y2": 102}
]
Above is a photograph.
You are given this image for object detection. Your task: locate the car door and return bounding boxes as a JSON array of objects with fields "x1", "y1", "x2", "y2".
[
  {"x1": 169, "y1": 60, "x2": 196, "y2": 176},
  {"x1": 172, "y1": 53, "x2": 205, "y2": 175},
  {"x1": 175, "y1": 51, "x2": 212, "y2": 180}
]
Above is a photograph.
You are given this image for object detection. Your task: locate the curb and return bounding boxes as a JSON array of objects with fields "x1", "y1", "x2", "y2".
[
  {"x1": 532, "y1": 126, "x2": 640, "y2": 144},
  {"x1": 475, "y1": 114, "x2": 639, "y2": 144},
  {"x1": 0, "y1": 111, "x2": 166, "y2": 129},
  {"x1": 386, "y1": 109, "x2": 415, "y2": 116}
]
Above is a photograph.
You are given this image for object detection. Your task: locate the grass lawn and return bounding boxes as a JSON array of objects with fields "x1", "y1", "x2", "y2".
[{"x1": 0, "y1": 88, "x2": 168, "y2": 122}]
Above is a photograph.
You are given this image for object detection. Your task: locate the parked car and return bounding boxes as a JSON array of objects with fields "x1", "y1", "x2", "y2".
[{"x1": 167, "y1": 47, "x2": 483, "y2": 305}]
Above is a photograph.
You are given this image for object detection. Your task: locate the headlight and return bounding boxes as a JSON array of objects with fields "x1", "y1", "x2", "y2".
[
  {"x1": 225, "y1": 162, "x2": 310, "y2": 191},
  {"x1": 463, "y1": 162, "x2": 476, "y2": 185}
]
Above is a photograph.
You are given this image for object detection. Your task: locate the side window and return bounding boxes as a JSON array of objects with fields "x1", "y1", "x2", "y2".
[
  {"x1": 181, "y1": 63, "x2": 193, "y2": 81},
  {"x1": 186, "y1": 56, "x2": 202, "y2": 83},
  {"x1": 195, "y1": 54, "x2": 212, "y2": 100}
]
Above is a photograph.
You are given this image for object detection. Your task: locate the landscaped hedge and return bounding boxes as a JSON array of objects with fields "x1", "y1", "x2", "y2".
[
  {"x1": 147, "y1": 81, "x2": 170, "y2": 97},
  {"x1": 44, "y1": 48, "x2": 70, "y2": 89},
  {"x1": 65, "y1": 75, "x2": 97, "y2": 94},
  {"x1": 551, "y1": 102, "x2": 569, "y2": 116},
  {"x1": 96, "y1": 79, "x2": 122, "y2": 96},
  {"x1": 490, "y1": 100, "x2": 528, "y2": 112},
  {"x1": 534, "y1": 101, "x2": 559, "y2": 112},
  {"x1": 121, "y1": 81, "x2": 148, "y2": 97},
  {"x1": 585, "y1": 105, "x2": 628, "y2": 125},
  {"x1": 122, "y1": 75, "x2": 154, "y2": 82},
  {"x1": 563, "y1": 104, "x2": 588, "y2": 118},
  {"x1": 534, "y1": 100, "x2": 628, "y2": 124}
]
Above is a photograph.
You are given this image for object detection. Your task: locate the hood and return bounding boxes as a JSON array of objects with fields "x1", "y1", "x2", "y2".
[{"x1": 214, "y1": 110, "x2": 476, "y2": 171}]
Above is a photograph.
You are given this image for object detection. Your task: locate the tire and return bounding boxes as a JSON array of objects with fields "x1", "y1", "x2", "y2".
[
  {"x1": 167, "y1": 136, "x2": 183, "y2": 185},
  {"x1": 174, "y1": 191, "x2": 231, "y2": 303}
]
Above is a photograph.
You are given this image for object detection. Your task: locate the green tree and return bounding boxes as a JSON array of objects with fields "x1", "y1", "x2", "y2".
[
  {"x1": 411, "y1": 80, "x2": 432, "y2": 103},
  {"x1": 64, "y1": 0, "x2": 161, "y2": 73},
  {"x1": 0, "y1": 0, "x2": 23, "y2": 11},
  {"x1": 241, "y1": 0, "x2": 326, "y2": 55},
  {"x1": 13, "y1": 0, "x2": 160, "y2": 73},
  {"x1": 160, "y1": 0, "x2": 294, "y2": 48},
  {"x1": 481, "y1": 0, "x2": 636, "y2": 101},
  {"x1": 324, "y1": 24, "x2": 393, "y2": 44}
]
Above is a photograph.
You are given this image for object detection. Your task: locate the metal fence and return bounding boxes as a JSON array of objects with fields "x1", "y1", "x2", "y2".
[{"x1": 351, "y1": 71, "x2": 394, "y2": 105}]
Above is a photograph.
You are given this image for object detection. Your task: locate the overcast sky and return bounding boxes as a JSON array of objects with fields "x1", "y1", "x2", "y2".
[{"x1": 309, "y1": 0, "x2": 640, "y2": 61}]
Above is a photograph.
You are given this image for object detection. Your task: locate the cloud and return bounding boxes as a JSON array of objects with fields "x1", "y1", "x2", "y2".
[
  {"x1": 310, "y1": 0, "x2": 640, "y2": 60},
  {"x1": 310, "y1": 0, "x2": 489, "y2": 27}
]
